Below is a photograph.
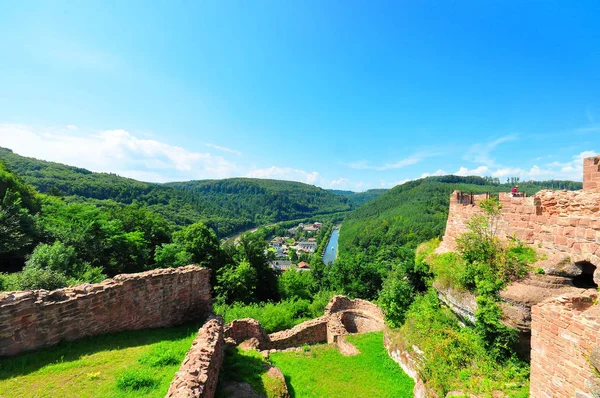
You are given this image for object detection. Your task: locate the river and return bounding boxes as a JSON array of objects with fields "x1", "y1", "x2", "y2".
[{"x1": 322, "y1": 228, "x2": 339, "y2": 265}]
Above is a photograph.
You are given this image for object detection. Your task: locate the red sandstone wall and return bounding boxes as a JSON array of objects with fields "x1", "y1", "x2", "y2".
[
  {"x1": 438, "y1": 189, "x2": 600, "y2": 270},
  {"x1": 0, "y1": 265, "x2": 211, "y2": 357},
  {"x1": 584, "y1": 155, "x2": 600, "y2": 192},
  {"x1": 531, "y1": 290, "x2": 600, "y2": 397},
  {"x1": 167, "y1": 316, "x2": 224, "y2": 398}
]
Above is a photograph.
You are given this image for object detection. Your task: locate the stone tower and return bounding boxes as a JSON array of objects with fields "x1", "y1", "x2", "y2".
[{"x1": 583, "y1": 155, "x2": 600, "y2": 192}]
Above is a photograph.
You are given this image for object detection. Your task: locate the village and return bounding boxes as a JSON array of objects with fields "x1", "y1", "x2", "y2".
[{"x1": 267, "y1": 222, "x2": 323, "y2": 272}]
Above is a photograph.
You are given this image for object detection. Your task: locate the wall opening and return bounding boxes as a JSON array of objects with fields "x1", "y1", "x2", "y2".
[{"x1": 572, "y1": 261, "x2": 598, "y2": 288}]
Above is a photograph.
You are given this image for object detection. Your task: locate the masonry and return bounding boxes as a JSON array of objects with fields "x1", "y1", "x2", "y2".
[
  {"x1": 438, "y1": 155, "x2": 600, "y2": 281},
  {"x1": 0, "y1": 265, "x2": 212, "y2": 357},
  {"x1": 437, "y1": 154, "x2": 600, "y2": 397},
  {"x1": 531, "y1": 290, "x2": 600, "y2": 397}
]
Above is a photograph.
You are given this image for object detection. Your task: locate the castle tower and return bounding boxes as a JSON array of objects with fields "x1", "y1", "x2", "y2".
[{"x1": 583, "y1": 155, "x2": 600, "y2": 192}]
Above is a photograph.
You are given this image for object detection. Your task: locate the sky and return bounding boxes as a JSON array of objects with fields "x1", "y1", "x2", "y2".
[{"x1": 0, "y1": 1, "x2": 598, "y2": 191}]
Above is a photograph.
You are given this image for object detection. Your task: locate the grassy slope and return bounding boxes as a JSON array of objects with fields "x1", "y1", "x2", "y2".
[
  {"x1": 0, "y1": 321, "x2": 203, "y2": 398},
  {"x1": 269, "y1": 332, "x2": 414, "y2": 398}
]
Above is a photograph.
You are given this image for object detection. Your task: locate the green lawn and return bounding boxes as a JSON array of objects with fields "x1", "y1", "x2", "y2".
[
  {"x1": 269, "y1": 332, "x2": 414, "y2": 398},
  {"x1": 0, "y1": 321, "x2": 204, "y2": 398}
]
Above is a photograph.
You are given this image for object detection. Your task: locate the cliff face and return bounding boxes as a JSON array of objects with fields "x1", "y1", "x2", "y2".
[{"x1": 435, "y1": 155, "x2": 600, "y2": 396}]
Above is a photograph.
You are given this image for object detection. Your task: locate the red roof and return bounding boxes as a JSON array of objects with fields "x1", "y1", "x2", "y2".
[{"x1": 297, "y1": 261, "x2": 310, "y2": 268}]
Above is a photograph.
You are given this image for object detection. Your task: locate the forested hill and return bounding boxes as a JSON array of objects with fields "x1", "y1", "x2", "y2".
[
  {"x1": 0, "y1": 147, "x2": 352, "y2": 236},
  {"x1": 338, "y1": 175, "x2": 582, "y2": 257},
  {"x1": 329, "y1": 189, "x2": 388, "y2": 206}
]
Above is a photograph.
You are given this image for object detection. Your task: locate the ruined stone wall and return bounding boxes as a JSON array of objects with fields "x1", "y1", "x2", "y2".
[
  {"x1": 438, "y1": 189, "x2": 600, "y2": 275},
  {"x1": 530, "y1": 290, "x2": 600, "y2": 397},
  {"x1": 167, "y1": 316, "x2": 224, "y2": 398},
  {"x1": 222, "y1": 296, "x2": 385, "y2": 352},
  {"x1": 383, "y1": 328, "x2": 430, "y2": 398},
  {"x1": 0, "y1": 265, "x2": 211, "y2": 357},
  {"x1": 584, "y1": 155, "x2": 600, "y2": 192},
  {"x1": 268, "y1": 317, "x2": 329, "y2": 350}
]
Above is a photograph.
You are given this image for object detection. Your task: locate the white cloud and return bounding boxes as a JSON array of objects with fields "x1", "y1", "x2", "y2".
[
  {"x1": 344, "y1": 150, "x2": 441, "y2": 171},
  {"x1": 463, "y1": 135, "x2": 517, "y2": 167},
  {"x1": 420, "y1": 169, "x2": 446, "y2": 178},
  {"x1": 0, "y1": 123, "x2": 238, "y2": 182},
  {"x1": 491, "y1": 167, "x2": 523, "y2": 178},
  {"x1": 330, "y1": 178, "x2": 349, "y2": 186},
  {"x1": 245, "y1": 166, "x2": 319, "y2": 184},
  {"x1": 455, "y1": 166, "x2": 489, "y2": 176},
  {"x1": 205, "y1": 143, "x2": 242, "y2": 156}
]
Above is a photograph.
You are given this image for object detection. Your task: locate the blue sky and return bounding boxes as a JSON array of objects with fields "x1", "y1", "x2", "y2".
[{"x1": 0, "y1": 1, "x2": 598, "y2": 191}]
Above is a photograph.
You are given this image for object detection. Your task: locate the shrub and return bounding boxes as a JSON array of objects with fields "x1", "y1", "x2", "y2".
[
  {"x1": 378, "y1": 268, "x2": 415, "y2": 327},
  {"x1": 115, "y1": 368, "x2": 159, "y2": 391},
  {"x1": 13, "y1": 265, "x2": 68, "y2": 291},
  {"x1": 214, "y1": 298, "x2": 312, "y2": 333}
]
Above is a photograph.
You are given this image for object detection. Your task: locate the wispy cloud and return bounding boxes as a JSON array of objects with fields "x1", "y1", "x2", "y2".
[
  {"x1": 343, "y1": 150, "x2": 441, "y2": 171},
  {"x1": 420, "y1": 169, "x2": 446, "y2": 178},
  {"x1": 245, "y1": 166, "x2": 319, "y2": 184},
  {"x1": 205, "y1": 143, "x2": 242, "y2": 156},
  {"x1": 0, "y1": 123, "x2": 238, "y2": 182},
  {"x1": 463, "y1": 134, "x2": 518, "y2": 167}
]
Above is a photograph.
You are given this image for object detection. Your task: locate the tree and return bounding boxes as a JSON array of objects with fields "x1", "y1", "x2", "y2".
[
  {"x1": 279, "y1": 268, "x2": 314, "y2": 300},
  {"x1": 154, "y1": 243, "x2": 193, "y2": 268},
  {"x1": 172, "y1": 222, "x2": 225, "y2": 285},
  {"x1": 215, "y1": 259, "x2": 258, "y2": 304}
]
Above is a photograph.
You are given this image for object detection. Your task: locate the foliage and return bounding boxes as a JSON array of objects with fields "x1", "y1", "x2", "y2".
[
  {"x1": 0, "y1": 265, "x2": 68, "y2": 291},
  {"x1": 378, "y1": 267, "x2": 415, "y2": 327},
  {"x1": 215, "y1": 298, "x2": 319, "y2": 333},
  {"x1": 0, "y1": 146, "x2": 353, "y2": 237},
  {"x1": 278, "y1": 268, "x2": 315, "y2": 300},
  {"x1": 396, "y1": 290, "x2": 529, "y2": 396},
  {"x1": 216, "y1": 259, "x2": 258, "y2": 304},
  {"x1": 268, "y1": 332, "x2": 414, "y2": 398}
]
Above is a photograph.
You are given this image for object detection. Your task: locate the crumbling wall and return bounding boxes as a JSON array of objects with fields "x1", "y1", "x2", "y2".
[
  {"x1": 531, "y1": 290, "x2": 600, "y2": 397},
  {"x1": 223, "y1": 296, "x2": 385, "y2": 352},
  {"x1": 438, "y1": 189, "x2": 600, "y2": 278},
  {"x1": 0, "y1": 265, "x2": 211, "y2": 357},
  {"x1": 268, "y1": 317, "x2": 329, "y2": 350},
  {"x1": 167, "y1": 316, "x2": 224, "y2": 398},
  {"x1": 584, "y1": 155, "x2": 600, "y2": 192}
]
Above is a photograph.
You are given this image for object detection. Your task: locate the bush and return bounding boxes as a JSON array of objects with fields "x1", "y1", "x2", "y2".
[
  {"x1": 115, "y1": 368, "x2": 159, "y2": 391},
  {"x1": 398, "y1": 290, "x2": 529, "y2": 396},
  {"x1": 278, "y1": 268, "x2": 315, "y2": 301},
  {"x1": 214, "y1": 298, "x2": 312, "y2": 333},
  {"x1": 378, "y1": 268, "x2": 415, "y2": 327},
  {"x1": 8, "y1": 265, "x2": 69, "y2": 291}
]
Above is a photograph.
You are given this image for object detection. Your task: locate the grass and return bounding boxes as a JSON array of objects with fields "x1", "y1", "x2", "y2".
[
  {"x1": 268, "y1": 332, "x2": 414, "y2": 398},
  {"x1": 216, "y1": 347, "x2": 287, "y2": 398},
  {"x1": 0, "y1": 320, "x2": 204, "y2": 398}
]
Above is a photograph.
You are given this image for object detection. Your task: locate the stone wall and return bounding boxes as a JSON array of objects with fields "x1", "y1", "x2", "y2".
[
  {"x1": 0, "y1": 265, "x2": 211, "y2": 357},
  {"x1": 438, "y1": 188, "x2": 600, "y2": 280},
  {"x1": 530, "y1": 290, "x2": 600, "y2": 397},
  {"x1": 584, "y1": 155, "x2": 600, "y2": 192},
  {"x1": 269, "y1": 317, "x2": 329, "y2": 350},
  {"x1": 384, "y1": 328, "x2": 430, "y2": 398},
  {"x1": 167, "y1": 316, "x2": 224, "y2": 398},
  {"x1": 223, "y1": 295, "x2": 385, "y2": 352}
]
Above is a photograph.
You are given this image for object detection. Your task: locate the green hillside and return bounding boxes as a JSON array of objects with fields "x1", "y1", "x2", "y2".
[
  {"x1": 329, "y1": 189, "x2": 388, "y2": 206},
  {"x1": 339, "y1": 175, "x2": 582, "y2": 257},
  {"x1": 0, "y1": 147, "x2": 352, "y2": 237}
]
